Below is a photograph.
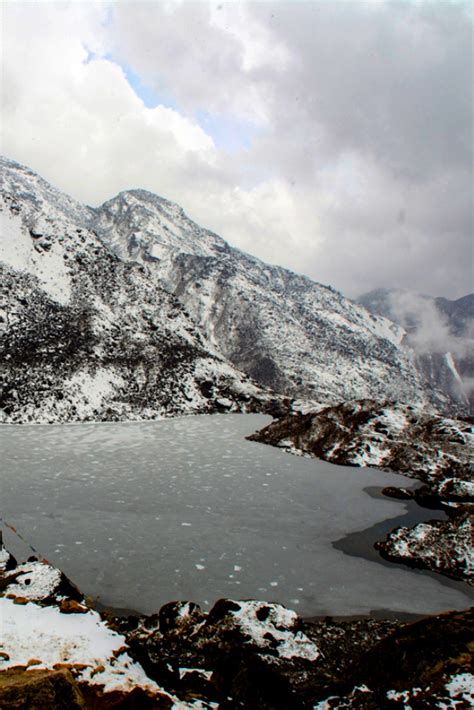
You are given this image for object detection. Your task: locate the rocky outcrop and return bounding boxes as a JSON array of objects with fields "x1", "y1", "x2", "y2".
[
  {"x1": 376, "y1": 511, "x2": 473, "y2": 584},
  {"x1": 0, "y1": 669, "x2": 86, "y2": 710},
  {"x1": 313, "y1": 608, "x2": 474, "y2": 709},
  {"x1": 248, "y1": 399, "x2": 473, "y2": 490}
]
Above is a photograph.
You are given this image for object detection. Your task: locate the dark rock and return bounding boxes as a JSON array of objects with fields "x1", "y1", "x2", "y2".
[
  {"x1": 381, "y1": 486, "x2": 414, "y2": 500},
  {"x1": 376, "y1": 510, "x2": 473, "y2": 583}
]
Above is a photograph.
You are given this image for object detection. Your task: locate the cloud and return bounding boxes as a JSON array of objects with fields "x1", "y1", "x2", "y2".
[
  {"x1": 0, "y1": 1, "x2": 472, "y2": 300},
  {"x1": 387, "y1": 291, "x2": 470, "y2": 356}
]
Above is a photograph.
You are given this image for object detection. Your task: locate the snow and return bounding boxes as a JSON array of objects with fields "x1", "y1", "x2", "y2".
[
  {"x1": 444, "y1": 352, "x2": 466, "y2": 389},
  {"x1": 4, "y1": 560, "x2": 61, "y2": 601},
  {"x1": 228, "y1": 600, "x2": 319, "y2": 661},
  {"x1": 178, "y1": 668, "x2": 213, "y2": 681},
  {"x1": 0, "y1": 597, "x2": 168, "y2": 695},
  {"x1": 444, "y1": 672, "x2": 474, "y2": 706},
  {"x1": 66, "y1": 369, "x2": 124, "y2": 415},
  {"x1": 0, "y1": 207, "x2": 71, "y2": 305}
]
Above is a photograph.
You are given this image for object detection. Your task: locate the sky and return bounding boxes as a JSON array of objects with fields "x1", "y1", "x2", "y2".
[{"x1": 0, "y1": 0, "x2": 472, "y2": 299}]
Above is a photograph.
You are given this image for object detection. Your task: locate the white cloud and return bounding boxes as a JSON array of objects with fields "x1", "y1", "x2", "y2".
[{"x1": 0, "y1": 1, "x2": 471, "y2": 300}]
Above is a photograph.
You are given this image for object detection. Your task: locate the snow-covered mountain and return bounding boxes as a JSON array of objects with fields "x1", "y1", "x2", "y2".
[
  {"x1": 0, "y1": 158, "x2": 279, "y2": 423},
  {"x1": 358, "y1": 288, "x2": 473, "y2": 413},
  {"x1": 0, "y1": 157, "x2": 467, "y2": 421},
  {"x1": 92, "y1": 189, "x2": 463, "y2": 415}
]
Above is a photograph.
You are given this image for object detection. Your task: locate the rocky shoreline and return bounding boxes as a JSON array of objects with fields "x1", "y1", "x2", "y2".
[
  {"x1": 248, "y1": 400, "x2": 474, "y2": 585},
  {"x1": 0, "y1": 546, "x2": 472, "y2": 709}
]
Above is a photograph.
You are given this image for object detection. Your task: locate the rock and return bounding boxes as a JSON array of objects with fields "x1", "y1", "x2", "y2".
[
  {"x1": 312, "y1": 608, "x2": 474, "y2": 707},
  {"x1": 0, "y1": 669, "x2": 86, "y2": 709},
  {"x1": 381, "y1": 486, "x2": 414, "y2": 500},
  {"x1": 59, "y1": 600, "x2": 89, "y2": 614},
  {"x1": 375, "y1": 511, "x2": 473, "y2": 583}
]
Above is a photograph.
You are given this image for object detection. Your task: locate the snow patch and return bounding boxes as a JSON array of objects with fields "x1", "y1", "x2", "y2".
[
  {"x1": 0, "y1": 598, "x2": 166, "y2": 695},
  {"x1": 0, "y1": 209, "x2": 71, "y2": 305},
  {"x1": 4, "y1": 560, "x2": 61, "y2": 601},
  {"x1": 228, "y1": 600, "x2": 319, "y2": 661}
]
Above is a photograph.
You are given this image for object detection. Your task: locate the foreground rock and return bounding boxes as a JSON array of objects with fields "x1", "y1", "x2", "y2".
[
  {"x1": 312, "y1": 608, "x2": 474, "y2": 709},
  {"x1": 1, "y1": 547, "x2": 473, "y2": 708},
  {"x1": 248, "y1": 399, "x2": 474, "y2": 582}
]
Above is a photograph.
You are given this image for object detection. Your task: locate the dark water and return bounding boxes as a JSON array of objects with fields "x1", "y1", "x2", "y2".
[{"x1": 1, "y1": 414, "x2": 471, "y2": 617}]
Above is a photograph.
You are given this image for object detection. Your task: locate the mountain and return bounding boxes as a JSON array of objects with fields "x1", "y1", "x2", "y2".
[
  {"x1": 358, "y1": 288, "x2": 473, "y2": 413},
  {"x1": 0, "y1": 157, "x2": 279, "y2": 423},
  {"x1": 0, "y1": 157, "x2": 468, "y2": 422},
  {"x1": 90, "y1": 189, "x2": 465, "y2": 415}
]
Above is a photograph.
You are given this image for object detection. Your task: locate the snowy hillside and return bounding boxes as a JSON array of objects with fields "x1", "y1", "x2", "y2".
[
  {"x1": 0, "y1": 158, "x2": 278, "y2": 423},
  {"x1": 92, "y1": 190, "x2": 464, "y2": 415},
  {"x1": 0, "y1": 157, "x2": 468, "y2": 420}
]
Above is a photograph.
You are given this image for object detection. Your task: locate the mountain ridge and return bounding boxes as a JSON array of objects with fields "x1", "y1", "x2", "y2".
[{"x1": 0, "y1": 156, "x2": 469, "y2": 421}]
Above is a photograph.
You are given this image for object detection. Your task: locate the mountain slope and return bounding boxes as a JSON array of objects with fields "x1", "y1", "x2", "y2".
[
  {"x1": 92, "y1": 190, "x2": 463, "y2": 415},
  {"x1": 1, "y1": 157, "x2": 468, "y2": 419},
  {"x1": 0, "y1": 158, "x2": 277, "y2": 423}
]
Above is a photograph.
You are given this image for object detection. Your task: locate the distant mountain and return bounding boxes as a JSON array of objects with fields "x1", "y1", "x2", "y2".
[
  {"x1": 0, "y1": 157, "x2": 468, "y2": 422},
  {"x1": 358, "y1": 288, "x2": 473, "y2": 413},
  {"x1": 0, "y1": 158, "x2": 277, "y2": 423}
]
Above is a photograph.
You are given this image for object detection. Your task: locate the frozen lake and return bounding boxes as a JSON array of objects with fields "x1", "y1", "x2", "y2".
[{"x1": 1, "y1": 414, "x2": 471, "y2": 617}]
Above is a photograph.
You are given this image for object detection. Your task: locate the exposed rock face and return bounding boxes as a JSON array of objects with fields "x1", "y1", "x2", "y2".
[
  {"x1": 0, "y1": 669, "x2": 86, "y2": 710},
  {"x1": 0, "y1": 157, "x2": 279, "y2": 423},
  {"x1": 1, "y1": 156, "x2": 467, "y2": 421},
  {"x1": 358, "y1": 287, "x2": 474, "y2": 413},
  {"x1": 376, "y1": 511, "x2": 473, "y2": 584}
]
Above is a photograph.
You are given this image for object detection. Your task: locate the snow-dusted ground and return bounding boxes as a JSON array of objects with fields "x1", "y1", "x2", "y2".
[{"x1": 0, "y1": 598, "x2": 162, "y2": 695}]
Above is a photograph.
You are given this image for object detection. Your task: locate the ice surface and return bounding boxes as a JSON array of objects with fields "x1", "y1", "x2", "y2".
[{"x1": 1, "y1": 414, "x2": 471, "y2": 617}]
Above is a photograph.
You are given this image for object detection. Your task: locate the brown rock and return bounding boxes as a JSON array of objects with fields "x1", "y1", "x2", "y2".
[
  {"x1": 90, "y1": 665, "x2": 106, "y2": 677},
  {"x1": 59, "y1": 599, "x2": 88, "y2": 614},
  {"x1": 12, "y1": 597, "x2": 29, "y2": 605},
  {"x1": 0, "y1": 668, "x2": 86, "y2": 709}
]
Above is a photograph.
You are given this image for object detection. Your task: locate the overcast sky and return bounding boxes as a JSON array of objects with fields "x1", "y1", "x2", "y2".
[{"x1": 1, "y1": 0, "x2": 472, "y2": 299}]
